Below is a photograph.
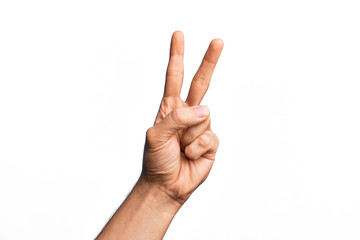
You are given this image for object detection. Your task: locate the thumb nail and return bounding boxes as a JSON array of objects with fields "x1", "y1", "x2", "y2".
[{"x1": 195, "y1": 105, "x2": 210, "y2": 117}]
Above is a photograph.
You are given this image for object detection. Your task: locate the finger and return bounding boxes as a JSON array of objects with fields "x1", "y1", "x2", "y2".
[
  {"x1": 163, "y1": 31, "x2": 185, "y2": 98},
  {"x1": 184, "y1": 130, "x2": 219, "y2": 160},
  {"x1": 147, "y1": 105, "x2": 210, "y2": 146},
  {"x1": 181, "y1": 117, "x2": 211, "y2": 149},
  {"x1": 185, "y1": 38, "x2": 224, "y2": 106}
]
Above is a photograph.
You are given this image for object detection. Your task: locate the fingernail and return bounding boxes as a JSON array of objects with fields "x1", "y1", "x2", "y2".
[{"x1": 195, "y1": 105, "x2": 210, "y2": 117}]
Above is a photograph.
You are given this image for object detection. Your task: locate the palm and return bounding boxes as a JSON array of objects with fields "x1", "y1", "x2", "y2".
[
  {"x1": 144, "y1": 31, "x2": 223, "y2": 201},
  {"x1": 153, "y1": 97, "x2": 212, "y2": 196}
]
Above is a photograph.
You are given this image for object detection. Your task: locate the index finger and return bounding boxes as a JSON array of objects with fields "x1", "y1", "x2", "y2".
[{"x1": 163, "y1": 31, "x2": 185, "y2": 98}]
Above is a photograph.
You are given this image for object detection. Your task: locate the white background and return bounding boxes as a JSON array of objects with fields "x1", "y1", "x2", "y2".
[{"x1": 1, "y1": 0, "x2": 360, "y2": 239}]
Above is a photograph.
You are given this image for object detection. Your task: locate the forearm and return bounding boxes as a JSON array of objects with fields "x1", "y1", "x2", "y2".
[{"x1": 96, "y1": 177, "x2": 182, "y2": 240}]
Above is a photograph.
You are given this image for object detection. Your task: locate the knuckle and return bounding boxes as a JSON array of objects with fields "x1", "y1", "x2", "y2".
[
  {"x1": 210, "y1": 131, "x2": 219, "y2": 144},
  {"x1": 214, "y1": 133, "x2": 220, "y2": 149},
  {"x1": 171, "y1": 108, "x2": 183, "y2": 124},
  {"x1": 167, "y1": 65, "x2": 184, "y2": 77},
  {"x1": 184, "y1": 145, "x2": 192, "y2": 155},
  {"x1": 194, "y1": 74, "x2": 208, "y2": 88},
  {"x1": 216, "y1": 134, "x2": 220, "y2": 146},
  {"x1": 184, "y1": 130, "x2": 196, "y2": 142},
  {"x1": 207, "y1": 131, "x2": 219, "y2": 152},
  {"x1": 205, "y1": 130, "x2": 219, "y2": 147},
  {"x1": 197, "y1": 134, "x2": 211, "y2": 147},
  {"x1": 185, "y1": 146, "x2": 196, "y2": 160}
]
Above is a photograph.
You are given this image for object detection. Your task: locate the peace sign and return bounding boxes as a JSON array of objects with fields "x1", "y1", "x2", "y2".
[
  {"x1": 142, "y1": 31, "x2": 223, "y2": 204},
  {"x1": 154, "y1": 31, "x2": 224, "y2": 123}
]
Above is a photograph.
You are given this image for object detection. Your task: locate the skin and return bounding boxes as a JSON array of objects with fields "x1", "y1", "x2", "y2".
[{"x1": 97, "y1": 31, "x2": 224, "y2": 240}]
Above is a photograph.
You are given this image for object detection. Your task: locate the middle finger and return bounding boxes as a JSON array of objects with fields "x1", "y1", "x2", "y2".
[{"x1": 185, "y1": 38, "x2": 224, "y2": 106}]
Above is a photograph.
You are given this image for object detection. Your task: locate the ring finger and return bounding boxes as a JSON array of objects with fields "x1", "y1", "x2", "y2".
[{"x1": 184, "y1": 130, "x2": 219, "y2": 160}]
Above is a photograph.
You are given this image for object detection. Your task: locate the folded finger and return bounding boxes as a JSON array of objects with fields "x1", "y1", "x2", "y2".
[
  {"x1": 147, "y1": 105, "x2": 210, "y2": 148},
  {"x1": 184, "y1": 130, "x2": 219, "y2": 160},
  {"x1": 181, "y1": 117, "x2": 211, "y2": 149}
]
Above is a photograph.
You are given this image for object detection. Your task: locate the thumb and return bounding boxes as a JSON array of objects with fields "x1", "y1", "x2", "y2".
[{"x1": 147, "y1": 105, "x2": 210, "y2": 145}]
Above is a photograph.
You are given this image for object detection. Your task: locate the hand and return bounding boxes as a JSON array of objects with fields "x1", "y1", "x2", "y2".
[
  {"x1": 97, "y1": 31, "x2": 223, "y2": 240},
  {"x1": 141, "y1": 31, "x2": 224, "y2": 204}
]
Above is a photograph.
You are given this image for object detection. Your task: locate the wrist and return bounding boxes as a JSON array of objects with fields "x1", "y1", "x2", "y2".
[
  {"x1": 97, "y1": 175, "x2": 184, "y2": 240},
  {"x1": 136, "y1": 176, "x2": 184, "y2": 216}
]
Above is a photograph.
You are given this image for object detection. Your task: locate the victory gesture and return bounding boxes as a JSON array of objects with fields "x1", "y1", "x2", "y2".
[
  {"x1": 142, "y1": 31, "x2": 224, "y2": 204},
  {"x1": 97, "y1": 31, "x2": 224, "y2": 240}
]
